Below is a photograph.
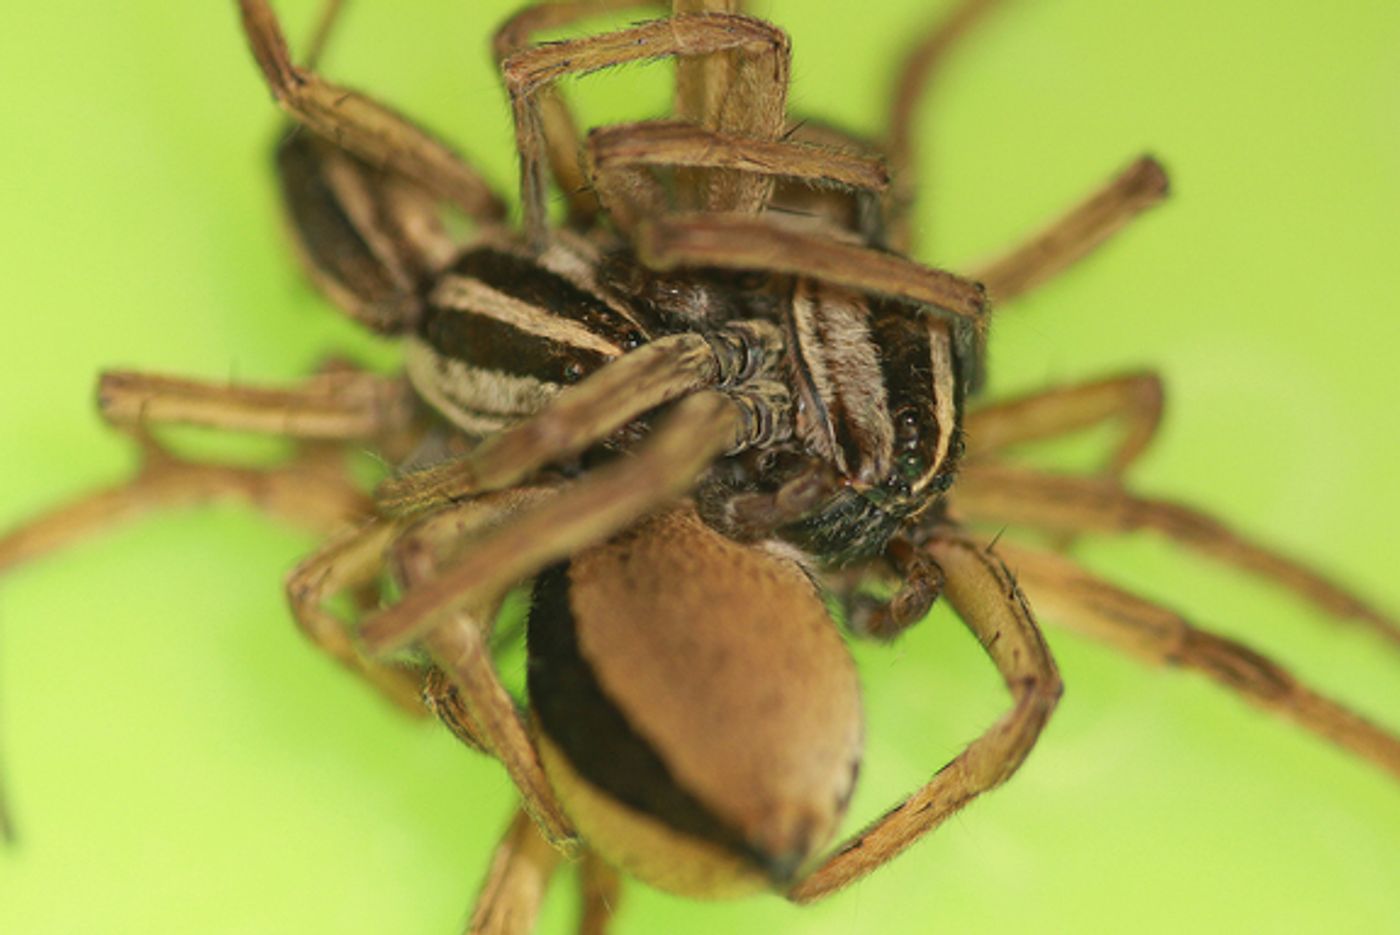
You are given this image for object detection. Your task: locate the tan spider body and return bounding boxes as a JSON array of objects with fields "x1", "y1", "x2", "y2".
[{"x1": 1, "y1": 1, "x2": 1397, "y2": 932}]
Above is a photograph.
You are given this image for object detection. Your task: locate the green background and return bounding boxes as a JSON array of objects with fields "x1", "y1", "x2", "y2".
[{"x1": 2, "y1": 0, "x2": 1398, "y2": 932}]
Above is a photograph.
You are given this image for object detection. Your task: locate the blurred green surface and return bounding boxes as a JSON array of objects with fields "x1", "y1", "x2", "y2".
[{"x1": 1, "y1": 1, "x2": 1398, "y2": 932}]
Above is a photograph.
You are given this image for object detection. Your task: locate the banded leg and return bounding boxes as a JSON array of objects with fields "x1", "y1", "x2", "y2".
[
  {"x1": 789, "y1": 529, "x2": 1062, "y2": 902},
  {"x1": 997, "y1": 542, "x2": 1400, "y2": 779},
  {"x1": 586, "y1": 120, "x2": 889, "y2": 233},
  {"x1": 636, "y1": 214, "x2": 986, "y2": 325},
  {"x1": 360, "y1": 387, "x2": 787, "y2": 654},
  {"x1": 950, "y1": 463, "x2": 1400, "y2": 648},
  {"x1": 377, "y1": 320, "x2": 783, "y2": 514},
  {"x1": 493, "y1": 0, "x2": 660, "y2": 227},
  {"x1": 885, "y1": 0, "x2": 1008, "y2": 253},
  {"x1": 236, "y1": 0, "x2": 504, "y2": 220},
  {"x1": 970, "y1": 156, "x2": 1169, "y2": 303},
  {"x1": 502, "y1": 13, "x2": 790, "y2": 243},
  {"x1": 465, "y1": 810, "x2": 563, "y2": 935},
  {"x1": 963, "y1": 370, "x2": 1165, "y2": 478}
]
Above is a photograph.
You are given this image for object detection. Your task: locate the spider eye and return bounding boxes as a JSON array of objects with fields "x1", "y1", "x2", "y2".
[
  {"x1": 896, "y1": 451, "x2": 925, "y2": 481},
  {"x1": 561, "y1": 360, "x2": 586, "y2": 383},
  {"x1": 894, "y1": 408, "x2": 922, "y2": 451}
]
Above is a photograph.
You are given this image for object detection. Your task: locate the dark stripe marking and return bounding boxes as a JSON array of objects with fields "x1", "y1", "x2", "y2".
[{"x1": 527, "y1": 562, "x2": 763, "y2": 866}]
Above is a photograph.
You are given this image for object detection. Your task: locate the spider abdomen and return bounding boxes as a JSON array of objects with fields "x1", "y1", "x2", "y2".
[{"x1": 527, "y1": 505, "x2": 863, "y2": 897}]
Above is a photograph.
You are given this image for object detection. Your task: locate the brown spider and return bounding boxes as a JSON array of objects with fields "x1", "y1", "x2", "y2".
[{"x1": 1, "y1": 0, "x2": 1397, "y2": 932}]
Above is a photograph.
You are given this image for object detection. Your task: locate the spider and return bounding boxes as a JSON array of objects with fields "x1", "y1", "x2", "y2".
[{"x1": 2, "y1": 1, "x2": 1400, "y2": 935}]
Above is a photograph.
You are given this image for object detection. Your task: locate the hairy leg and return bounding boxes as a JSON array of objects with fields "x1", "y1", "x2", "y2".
[
  {"x1": 789, "y1": 528, "x2": 1061, "y2": 902},
  {"x1": 236, "y1": 0, "x2": 503, "y2": 220},
  {"x1": 360, "y1": 388, "x2": 782, "y2": 654},
  {"x1": 842, "y1": 536, "x2": 947, "y2": 642},
  {"x1": 586, "y1": 120, "x2": 888, "y2": 233},
  {"x1": 963, "y1": 370, "x2": 1165, "y2": 478},
  {"x1": 577, "y1": 852, "x2": 623, "y2": 935},
  {"x1": 501, "y1": 13, "x2": 790, "y2": 242},
  {"x1": 998, "y1": 541, "x2": 1400, "y2": 779},
  {"x1": 636, "y1": 214, "x2": 986, "y2": 325},
  {"x1": 0, "y1": 439, "x2": 366, "y2": 575},
  {"x1": 284, "y1": 518, "x2": 427, "y2": 714},
  {"x1": 377, "y1": 320, "x2": 783, "y2": 514},
  {"x1": 464, "y1": 809, "x2": 563, "y2": 935},
  {"x1": 390, "y1": 491, "x2": 577, "y2": 849},
  {"x1": 970, "y1": 156, "x2": 1169, "y2": 303},
  {"x1": 950, "y1": 463, "x2": 1400, "y2": 648},
  {"x1": 885, "y1": 0, "x2": 1007, "y2": 254},
  {"x1": 493, "y1": 0, "x2": 659, "y2": 227},
  {"x1": 767, "y1": 120, "x2": 891, "y2": 244},
  {"x1": 97, "y1": 368, "x2": 416, "y2": 444},
  {"x1": 276, "y1": 130, "x2": 457, "y2": 333}
]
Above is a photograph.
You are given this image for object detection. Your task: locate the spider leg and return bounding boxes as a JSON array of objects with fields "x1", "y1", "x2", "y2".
[
  {"x1": 8, "y1": 366, "x2": 421, "y2": 706},
  {"x1": 842, "y1": 536, "x2": 947, "y2": 642},
  {"x1": 671, "y1": 0, "x2": 746, "y2": 121},
  {"x1": 636, "y1": 214, "x2": 986, "y2": 325},
  {"x1": 950, "y1": 463, "x2": 1400, "y2": 648},
  {"x1": 422, "y1": 667, "x2": 491, "y2": 755},
  {"x1": 493, "y1": 0, "x2": 660, "y2": 228},
  {"x1": 963, "y1": 370, "x2": 1166, "y2": 479},
  {"x1": 390, "y1": 490, "x2": 577, "y2": 848},
  {"x1": 0, "y1": 439, "x2": 367, "y2": 575},
  {"x1": 969, "y1": 156, "x2": 1170, "y2": 303},
  {"x1": 885, "y1": 0, "x2": 1008, "y2": 253},
  {"x1": 502, "y1": 13, "x2": 790, "y2": 243},
  {"x1": 268, "y1": 1, "x2": 460, "y2": 333},
  {"x1": 766, "y1": 120, "x2": 891, "y2": 245},
  {"x1": 236, "y1": 0, "x2": 504, "y2": 220},
  {"x1": 577, "y1": 852, "x2": 623, "y2": 935},
  {"x1": 377, "y1": 319, "x2": 783, "y2": 514},
  {"x1": 283, "y1": 518, "x2": 427, "y2": 715},
  {"x1": 276, "y1": 130, "x2": 458, "y2": 334},
  {"x1": 788, "y1": 528, "x2": 1062, "y2": 902},
  {"x1": 299, "y1": 0, "x2": 344, "y2": 70},
  {"x1": 464, "y1": 809, "x2": 563, "y2": 935},
  {"x1": 360, "y1": 386, "x2": 788, "y2": 655},
  {"x1": 996, "y1": 541, "x2": 1400, "y2": 779},
  {"x1": 585, "y1": 121, "x2": 888, "y2": 234},
  {"x1": 97, "y1": 368, "x2": 417, "y2": 446},
  {"x1": 701, "y1": 461, "x2": 840, "y2": 541}
]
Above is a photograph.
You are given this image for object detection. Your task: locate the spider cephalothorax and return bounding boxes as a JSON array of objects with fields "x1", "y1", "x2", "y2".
[{"x1": 2, "y1": 0, "x2": 1397, "y2": 932}]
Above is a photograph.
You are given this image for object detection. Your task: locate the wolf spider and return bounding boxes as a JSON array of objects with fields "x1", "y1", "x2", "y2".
[{"x1": 1, "y1": 0, "x2": 1397, "y2": 932}]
